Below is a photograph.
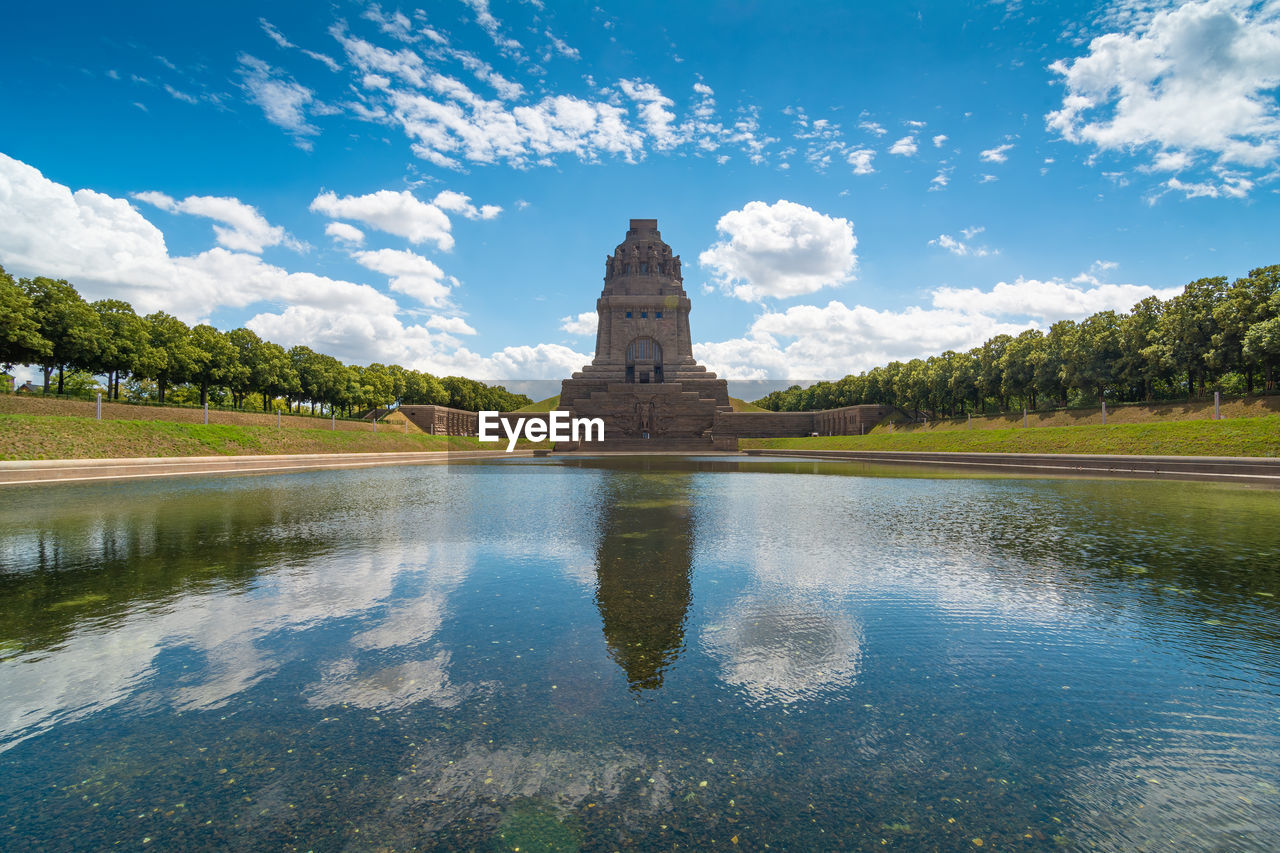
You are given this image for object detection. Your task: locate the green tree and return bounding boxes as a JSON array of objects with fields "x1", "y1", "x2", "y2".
[
  {"x1": 22, "y1": 276, "x2": 103, "y2": 393},
  {"x1": 1066, "y1": 311, "x2": 1123, "y2": 403},
  {"x1": 187, "y1": 324, "x2": 237, "y2": 407},
  {"x1": 91, "y1": 299, "x2": 148, "y2": 400},
  {"x1": 1118, "y1": 297, "x2": 1165, "y2": 401},
  {"x1": 139, "y1": 312, "x2": 195, "y2": 404},
  {"x1": 1000, "y1": 329, "x2": 1044, "y2": 411},
  {"x1": 1244, "y1": 314, "x2": 1280, "y2": 392},
  {"x1": 1159, "y1": 276, "x2": 1226, "y2": 397},
  {"x1": 1, "y1": 264, "x2": 51, "y2": 372},
  {"x1": 1210, "y1": 266, "x2": 1279, "y2": 394}
]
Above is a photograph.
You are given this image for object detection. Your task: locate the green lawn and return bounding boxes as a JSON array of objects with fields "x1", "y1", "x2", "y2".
[
  {"x1": 741, "y1": 415, "x2": 1280, "y2": 458},
  {"x1": 0, "y1": 414, "x2": 489, "y2": 460}
]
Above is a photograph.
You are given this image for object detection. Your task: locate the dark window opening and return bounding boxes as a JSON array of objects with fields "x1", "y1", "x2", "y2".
[
  {"x1": 655, "y1": 312, "x2": 663, "y2": 318},
  {"x1": 641, "y1": 312, "x2": 647, "y2": 318},
  {"x1": 625, "y1": 311, "x2": 632, "y2": 318}
]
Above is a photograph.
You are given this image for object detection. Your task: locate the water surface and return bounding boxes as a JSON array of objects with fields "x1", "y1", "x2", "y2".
[{"x1": 2, "y1": 456, "x2": 1278, "y2": 850}]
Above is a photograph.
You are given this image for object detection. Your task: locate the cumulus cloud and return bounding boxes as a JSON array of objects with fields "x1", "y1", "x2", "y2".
[
  {"x1": 699, "y1": 200, "x2": 858, "y2": 302},
  {"x1": 846, "y1": 147, "x2": 876, "y2": 175},
  {"x1": 0, "y1": 153, "x2": 394, "y2": 324},
  {"x1": 133, "y1": 191, "x2": 299, "y2": 253},
  {"x1": 691, "y1": 271, "x2": 1185, "y2": 379},
  {"x1": 310, "y1": 189, "x2": 454, "y2": 249},
  {"x1": 351, "y1": 247, "x2": 453, "y2": 307},
  {"x1": 931, "y1": 276, "x2": 1183, "y2": 321},
  {"x1": 426, "y1": 314, "x2": 477, "y2": 335},
  {"x1": 237, "y1": 54, "x2": 320, "y2": 147},
  {"x1": 980, "y1": 142, "x2": 1013, "y2": 163},
  {"x1": 431, "y1": 190, "x2": 501, "y2": 220},
  {"x1": 1047, "y1": 0, "x2": 1280, "y2": 183},
  {"x1": 324, "y1": 221, "x2": 365, "y2": 245},
  {"x1": 932, "y1": 134, "x2": 948, "y2": 147},
  {"x1": 0, "y1": 153, "x2": 586, "y2": 377},
  {"x1": 559, "y1": 311, "x2": 598, "y2": 336},
  {"x1": 888, "y1": 135, "x2": 918, "y2": 156}
]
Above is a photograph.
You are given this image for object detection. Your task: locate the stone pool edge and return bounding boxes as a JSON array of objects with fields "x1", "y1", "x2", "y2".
[
  {"x1": 0, "y1": 450, "x2": 534, "y2": 486},
  {"x1": 740, "y1": 448, "x2": 1280, "y2": 483}
]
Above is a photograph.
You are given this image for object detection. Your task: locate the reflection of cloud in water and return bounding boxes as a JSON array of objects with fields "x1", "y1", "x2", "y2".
[
  {"x1": 0, "y1": 543, "x2": 478, "y2": 751},
  {"x1": 702, "y1": 593, "x2": 862, "y2": 705},
  {"x1": 308, "y1": 652, "x2": 488, "y2": 711}
]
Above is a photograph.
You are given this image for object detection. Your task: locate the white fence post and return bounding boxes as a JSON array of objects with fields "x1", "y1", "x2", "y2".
[
  {"x1": 96, "y1": 392, "x2": 101, "y2": 420},
  {"x1": 204, "y1": 402, "x2": 208, "y2": 425},
  {"x1": 1214, "y1": 390, "x2": 1220, "y2": 420},
  {"x1": 1102, "y1": 401, "x2": 1107, "y2": 424},
  {"x1": 277, "y1": 410, "x2": 281, "y2": 429},
  {"x1": 331, "y1": 412, "x2": 335, "y2": 431},
  {"x1": 1023, "y1": 406, "x2": 1027, "y2": 428}
]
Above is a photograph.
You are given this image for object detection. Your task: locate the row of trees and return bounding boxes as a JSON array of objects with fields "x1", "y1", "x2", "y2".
[
  {"x1": 0, "y1": 266, "x2": 530, "y2": 415},
  {"x1": 755, "y1": 266, "x2": 1280, "y2": 415}
]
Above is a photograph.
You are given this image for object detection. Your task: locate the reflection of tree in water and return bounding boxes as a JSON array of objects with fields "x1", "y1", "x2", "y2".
[{"x1": 593, "y1": 473, "x2": 693, "y2": 691}]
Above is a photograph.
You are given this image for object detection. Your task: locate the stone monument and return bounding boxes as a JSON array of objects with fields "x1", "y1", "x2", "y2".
[{"x1": 558, "y1": 219, "x2": 733, "y2": 450}]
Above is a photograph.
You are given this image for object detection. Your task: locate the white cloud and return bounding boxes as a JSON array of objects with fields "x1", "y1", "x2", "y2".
[
  {"x1": 133, "y1": 191, "x2": 298, "y2": 254},
  {"x1": 260, "y1": 18, "x2": 294, "y2": 48},
  {"x1": 929, "y1": 167, "x2": 952, "y2": 190},
  {"x1": 889, "y1": 135, "x2": 918, "y2": 156},
  {"x1": 310, "y1": 189, "x2": 454, "y2": 249},
  {"x1": 0, "y1": 153, "x2": 579, "y2": 375},
  {"x1": 331, "y1": 25, "x2": 428, "y2": 88},
  {"x1": 1047, "y1": 0, "x2": 1280, "y2": 182},
  {"x1": 692, "y1": 269, "x2": 1186, "y2": 379},
  {"x1": 1164, "y1": 172, "x2": 1254, "y2": 198},
  {"x1": 0, "y1": 153, "x2": 395, "y2": 324},
  {"x1": 351, "y1": 247, "x2": 453, "y2": 307},
  {"x1": 237, "y1": 54, "x2": 320, "y2": 147},
  {"x1": 961, "y1": 225, "x2": 985, "y2": 240},
  {"x1": 980, "y1": 143, "x2": 1013, "y2": 163},
  {"x1": 695, "y1": 301, "x2": 1026, "y2": 379},
  {"x1": 426, "y1": 315, "x2": 477, "y2": 335},
  {"x1": 859, "y1": 121, "x2": 887, "y2": 136},
  {"x1": 459, "y1": 0, "x2": 525, "y2": 58},
  {"x1": 362, "y1": 4, "x2": 416, "y2": 42},
  {"x1": 618, "y1": 79, "x2": 680, "y2": 149},
  {"x1": 324, "y1": 222, "x2": 365, "y2": 245},
  {"x1": 559, "y1": 311, "x2": 598, "y2": 336},
  {"x1": 431, "y1": 190, "x2": 502, "y2": 220},
  {"x1": 931, "y1": 276, "x2": 1183, "y2": 321},
  {"x1": 699, "y1": 200, "x2": 858, "y2": 302},
  {"x1": 932, "y1": 134, "x2": 948, "y2": 147},
  {"x1": 383, "y1": 82, "x2": 646, "y2": 169},
  {"x1": 846, "y1": 147, "x2": 876, "y2": 174},
  {"x1": 929, "y1": 233, "x2": 991, "y2": 257}
]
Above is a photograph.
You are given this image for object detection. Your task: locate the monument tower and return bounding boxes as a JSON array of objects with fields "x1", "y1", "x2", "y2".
[{"x1": 558, "y1": 219, "x2": 733, "y2": 450}]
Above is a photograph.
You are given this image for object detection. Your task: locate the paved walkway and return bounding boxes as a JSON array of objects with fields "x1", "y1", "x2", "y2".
[{"x1": 0, "y1": 450, "x2": 531, "y2": 486}]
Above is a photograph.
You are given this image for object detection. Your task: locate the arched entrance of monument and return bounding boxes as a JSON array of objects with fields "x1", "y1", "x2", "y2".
[{"x1": 625, "y1": 337, "x2": 663, "y2": 384}]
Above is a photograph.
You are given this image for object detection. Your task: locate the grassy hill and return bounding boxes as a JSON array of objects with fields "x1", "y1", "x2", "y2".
[
  {"x1": 513, "y1": 394, "x2": 561, "y2": 412},
  {"x1": 0, "y1": 413, "x2": 488, "y2": 461},
  {"x1": 742, "y1": 415, "x2": 1280, "y2": 458}
]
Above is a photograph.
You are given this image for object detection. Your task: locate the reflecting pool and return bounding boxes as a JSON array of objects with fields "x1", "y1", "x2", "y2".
[{"x1": 2, "y1": 456, "x2": 1279, "y2": 850}]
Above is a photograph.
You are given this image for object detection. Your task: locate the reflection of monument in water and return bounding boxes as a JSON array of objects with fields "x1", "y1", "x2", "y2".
[
  {"x1": 593, "y1": 472, "x2": 694, "y2": 690},
  {"x1": 559, "y1": 219, "x2": 734, "y2": 450}
]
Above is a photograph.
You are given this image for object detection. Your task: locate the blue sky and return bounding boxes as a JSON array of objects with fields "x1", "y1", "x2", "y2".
[{"x1": 2, "y1": 0, "x2": 1278, "y2": 387}]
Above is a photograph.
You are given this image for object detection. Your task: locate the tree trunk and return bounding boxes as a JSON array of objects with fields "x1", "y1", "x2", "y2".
[
  {"x1": 42, "y1": 365, "x2": 52, "y2": 393},
  {"x1": 158, "y1": 378, "x2": 167, "y2": 404},
  {"x1": 200, "y1": 382, "x2": 208, "y2": 407},
  {"x1": 57, "y1": 365, "x2": 65, "y2": 395},
  {"x1": 263, "y1": 392, "x2": 270, "y2": 412}
]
